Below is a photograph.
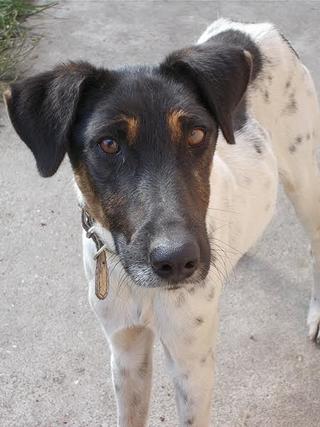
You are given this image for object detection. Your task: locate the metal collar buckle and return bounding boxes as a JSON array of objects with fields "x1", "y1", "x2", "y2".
[{"x1": 81, "y1": 208, "x2": 109, "y2": 300}]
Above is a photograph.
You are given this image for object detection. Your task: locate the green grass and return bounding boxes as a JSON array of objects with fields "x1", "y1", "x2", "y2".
[{"x1": 0, "y1": 0, "x2": 54, "y2": 86}]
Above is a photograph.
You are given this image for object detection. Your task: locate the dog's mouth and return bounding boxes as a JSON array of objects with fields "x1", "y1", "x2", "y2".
[{"x1": 123, "y1": 262, "x2": 210, "y2": 290}]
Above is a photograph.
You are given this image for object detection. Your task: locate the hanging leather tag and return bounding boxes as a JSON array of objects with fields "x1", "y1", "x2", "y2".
[{"x1": 95, "y1": 250, "x2": 109, "y2": 300}]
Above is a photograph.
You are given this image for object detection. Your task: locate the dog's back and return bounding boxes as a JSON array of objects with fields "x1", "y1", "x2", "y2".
[{"x1": 200, "y1": 19, "x2": 320, "y2": 342}]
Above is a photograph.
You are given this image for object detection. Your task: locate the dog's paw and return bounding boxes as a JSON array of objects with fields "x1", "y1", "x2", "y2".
[{"x1": 307, "y1": 299, "x2": 320, "y2": 344}]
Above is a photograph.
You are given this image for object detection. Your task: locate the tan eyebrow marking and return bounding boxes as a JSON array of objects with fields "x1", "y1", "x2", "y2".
[
  {"x1": 168, "y1": 110, "x2": 187, "y2": 141},
  {"x1": 118, "y1": 115, "x2": 139, "y2": 145}
]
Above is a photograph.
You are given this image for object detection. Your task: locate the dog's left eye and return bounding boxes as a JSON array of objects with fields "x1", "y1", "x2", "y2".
[
  {"x1": 188, "y1": 128, "x2": 206, "y2": 146},
  {"x1": 99, "y1": 139, "x2": 120, "y2": 154}
]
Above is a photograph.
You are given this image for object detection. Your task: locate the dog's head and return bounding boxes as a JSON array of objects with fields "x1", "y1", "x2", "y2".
[{"x1": 4, "y1": 43, "x2": 252, "y2": 288}]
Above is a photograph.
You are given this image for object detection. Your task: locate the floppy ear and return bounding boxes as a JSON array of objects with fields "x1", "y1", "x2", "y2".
[
  {"x1": 4, "y1": 62, "x2": 106, "y2": 177},
  {"x1": 160, "y1": 44, "x2": 253, "y2": 144}
]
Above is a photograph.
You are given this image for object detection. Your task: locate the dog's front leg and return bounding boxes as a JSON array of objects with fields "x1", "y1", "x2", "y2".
[
  {"x1": 157, "y1": 289, "x2": 219, "y2": 427},
  {"x1": 83, "y1": 234, "x2": 154, "y2": 426},
  {"x1": 161, "y1": 326, "x2": 217, "y2": 427},
  {"x1": 110, "y1": 327, "x2": 154, "y2": 427}
]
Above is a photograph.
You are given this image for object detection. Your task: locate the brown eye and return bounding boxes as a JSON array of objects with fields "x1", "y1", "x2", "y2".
[
  {"x1": 188, "y1": 128, "x2": 206, "y2": 146},
  {"x1": 99, "y1": 139, "x2": 120, "y2": 154}
]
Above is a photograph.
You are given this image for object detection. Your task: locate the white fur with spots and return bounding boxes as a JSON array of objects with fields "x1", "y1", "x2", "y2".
[{"x1": 80, "y1": 18, "x2": 320, "y2": 427}]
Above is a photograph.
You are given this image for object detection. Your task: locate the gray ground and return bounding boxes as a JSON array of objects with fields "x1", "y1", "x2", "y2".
[{"x1": 1, "y1": 1, "x2": 319, "y2": 426}]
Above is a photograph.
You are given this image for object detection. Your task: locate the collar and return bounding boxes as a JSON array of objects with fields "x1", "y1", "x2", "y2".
[
  {"x1": 81, "y1": 208, "x2": 106, "y2": 257},
  {"x1": 81, "y1": 208, "x2": 109, "y2": 300}
]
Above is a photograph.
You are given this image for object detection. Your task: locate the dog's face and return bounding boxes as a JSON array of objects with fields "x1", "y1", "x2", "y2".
[
  {"x1": 72, "y1": 69, "x2": 217, "y2": 287},
  {"x1": 5, "y1": 43, "x2": 252, "y2": 288}
]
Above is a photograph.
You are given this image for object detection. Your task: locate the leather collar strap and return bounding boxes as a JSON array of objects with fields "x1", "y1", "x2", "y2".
[{"x1": 81, "y1": 209, "x2": 109, "y2": 300}]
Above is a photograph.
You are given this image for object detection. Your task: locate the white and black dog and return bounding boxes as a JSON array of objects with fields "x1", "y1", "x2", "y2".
[{"x1": 4, "y1": 18, "x2": 320, "y2": 427}]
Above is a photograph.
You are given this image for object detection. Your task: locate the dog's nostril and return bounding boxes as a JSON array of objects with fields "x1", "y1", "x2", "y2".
[
  {"x1": 185, "y1": 261, "x2": 195, "y2": 269},
  {"x1": 161, "y1": 264, "x2": 172, "y2": 272}
]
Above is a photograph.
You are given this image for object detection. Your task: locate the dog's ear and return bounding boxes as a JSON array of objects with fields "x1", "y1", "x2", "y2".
[
  {"x1": 160, "y1": 44, "x2": 253, "y2": 144},
  {"x1": 4, "y1": 62, "x2": 108, "y2": 177}
]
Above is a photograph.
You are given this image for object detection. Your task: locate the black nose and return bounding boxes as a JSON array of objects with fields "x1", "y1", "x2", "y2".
[{"x1": 150, "y1": 240, "x2": 200, "y2": 282}]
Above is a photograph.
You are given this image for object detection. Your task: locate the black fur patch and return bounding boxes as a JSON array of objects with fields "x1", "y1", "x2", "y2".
[
  {"x1": 206, "y1": 29, "x2": 263, "y2": 79},
  {"x1": 201, "y1": 29, "x2": 263, "y2": 134}
]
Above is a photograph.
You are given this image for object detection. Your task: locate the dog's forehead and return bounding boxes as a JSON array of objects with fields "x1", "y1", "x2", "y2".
[
  {"x1": 79, "y1": 67, "x2": 217, "y2": 151},
  {"x1": 94, "y1": 68, "x2": 199, "y2": 121}
]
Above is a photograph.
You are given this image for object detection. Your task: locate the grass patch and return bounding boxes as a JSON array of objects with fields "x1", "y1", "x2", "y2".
[{"x1": 0, "y1": 0, "x2": 54, "y2": 88}]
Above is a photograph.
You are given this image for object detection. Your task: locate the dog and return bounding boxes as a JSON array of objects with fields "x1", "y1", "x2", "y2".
[{"x1": 4, "y1": 18, "x2": 320, "y2": 427}]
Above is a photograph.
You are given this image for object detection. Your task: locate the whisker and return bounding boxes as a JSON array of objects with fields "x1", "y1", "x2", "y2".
[
  {"x1": 206, "y1": 206, "x2": 240, "y2": 215},
  {"x1": 211, "y1": 236, "x2": 242, "y2": 256}
]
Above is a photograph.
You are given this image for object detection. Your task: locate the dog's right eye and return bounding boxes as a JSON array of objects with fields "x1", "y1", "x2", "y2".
[
  {"x1": 188, "y1": 128, "x2": 206, "y2": 146},
  {"x1": 99, "y1": 139, "x2": 120, "y2": 155}
]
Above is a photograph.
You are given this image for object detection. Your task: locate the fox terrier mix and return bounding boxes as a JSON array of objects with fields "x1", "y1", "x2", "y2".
[{"x1": 5, "y1": 18, "x2": 320, "y2": 427}]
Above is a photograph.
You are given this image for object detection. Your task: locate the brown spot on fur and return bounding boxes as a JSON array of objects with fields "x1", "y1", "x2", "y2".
[
  {"x1": 112, "y1": 327, "x2": 145, "y2": 353},
  {"x1": 75, "y1": 163, "x2": 128, "y2": 232},
  {"x1": 120, "y1": 115, "x2": 139, "y2": 144},
  {"x1": 168, "y1": 110, "x2": 186, "y2": 141},
  {"x1": 283, "y1": 179, "x2": 295, "y2": 193},
  {"x1": 74, "y1": 164, "x2": 108, "y2": 227}
]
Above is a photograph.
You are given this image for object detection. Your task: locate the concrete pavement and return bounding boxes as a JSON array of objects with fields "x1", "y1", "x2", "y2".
[{"x1": 0, "y1": 1, "x2": 319, "y2": 426}]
